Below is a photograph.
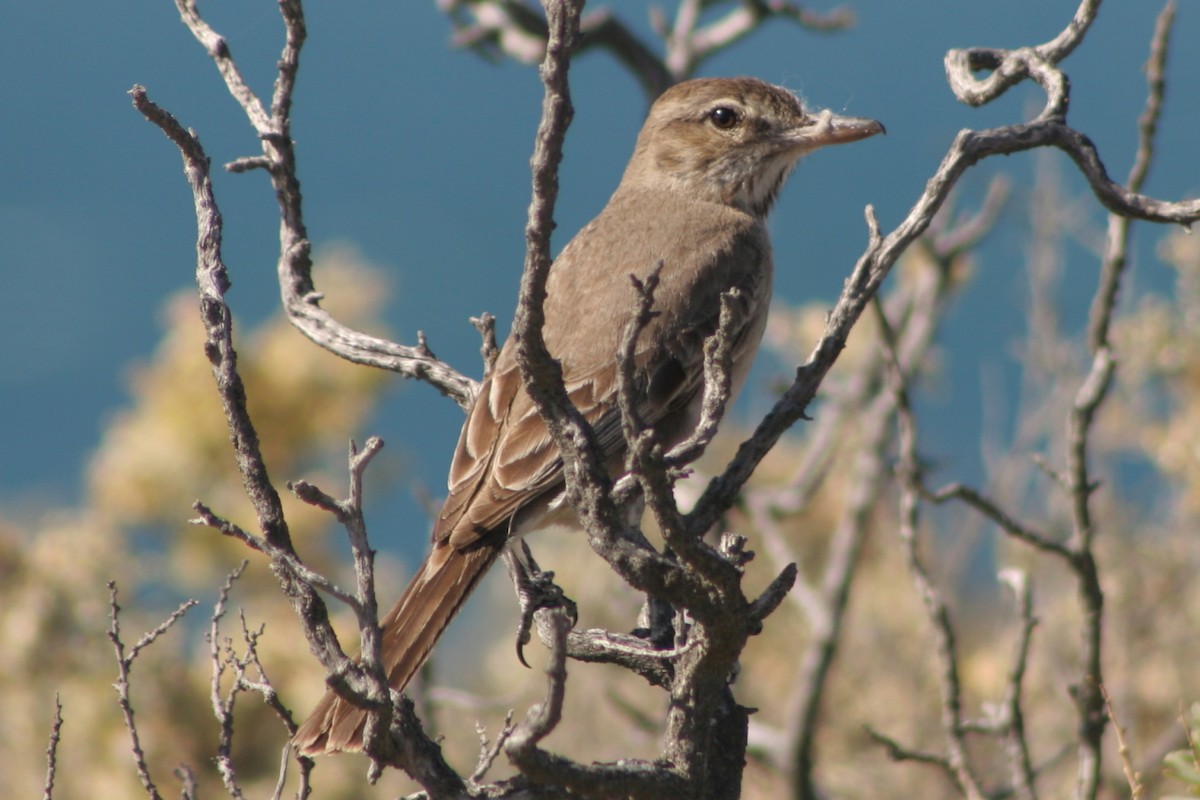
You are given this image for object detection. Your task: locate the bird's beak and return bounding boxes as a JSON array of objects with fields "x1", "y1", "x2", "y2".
[{"x1": 788, "y1": 109, "x2": 885, "y2": 152}]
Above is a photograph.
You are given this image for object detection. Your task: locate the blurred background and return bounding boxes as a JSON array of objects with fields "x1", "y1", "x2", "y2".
[
  {"x1": 2, "y1": 1, "x2": 1198, "y2": 798},
  {"x1": 5, "y1": 0, "x2": 1196, "y2": 535}
]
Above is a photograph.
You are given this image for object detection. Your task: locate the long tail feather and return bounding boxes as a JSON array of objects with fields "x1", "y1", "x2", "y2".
[{"x1": 292, "y1": 540, "x2": 502, "y2": 755}]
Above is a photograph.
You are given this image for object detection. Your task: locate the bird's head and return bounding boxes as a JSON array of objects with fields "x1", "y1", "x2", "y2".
[{"x1": 622, "y1": 77, "x2": 883, "y2": 218}]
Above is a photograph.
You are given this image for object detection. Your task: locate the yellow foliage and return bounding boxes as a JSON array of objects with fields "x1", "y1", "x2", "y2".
[
  {"x1": 1114, "y1": 229, "x2": 1200, "y2": 512},
  {"x1": 1, "y1": 245, "x2": 399, "y2": 799}
]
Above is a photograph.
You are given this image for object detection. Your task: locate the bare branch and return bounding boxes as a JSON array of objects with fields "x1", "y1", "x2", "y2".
[
  {"x1": 944, "y1": 0, "x2": 1098, "y2": 113},
  {"x1": 128, "y1": 86, "x2": 296, "y2": 554},
  {"x1": 107, "y1": 582, "x2": 197, "y2": 800},
  {"x1": 923, "y1": 482, "x2": 1071, "y2": 558},
  {"x1": 579, "y1": 8, "x2": 672, "y2": 100},
  {"x1": 616, "y1": 266, "x2": 665, "y2": 444},
  {"x1": 928, "y1": 175, "x2": 1011, "y2": 258},
  {"x1": 1128, "y1": 2, "x2": 1174, "y2": 194},
  {"x1": 442, "y1": 0, "x2": 551, "y2": 64},
  {"x1": 471, "y1": 312, "x2": 500, "y2": 375},
  {"x1": 170, "y1": 0, "x2": 479, "y2": 407},
  {"x1": 505, "y1": 604, "x2": 693, "y2": 796},
  {"x1": 747, "y1": 563, "x2": 798, "y2": 625},
  {"x1": 1088, "y1": 0, "x2": 1176, "y2": 351},
  {"x1": 556, "y1": 629, "x2": 675, "y2": 687},
  {"x1": 510, "y1": 0, "x2": 585, "y2": 432},
  {"x1": 209, "y1": 564, "x2": 250, "y2": 800},
  {"x1": 776, "y1": 234, "x2": 968, "y2": 793},
  {"x1": 286, "y1": 436, "x2": 411, "y2": 766},
  {"x1": 42, "y1": 694, "x2": 63, "y2": 800},
  {"x1": 191, "y1": 502, "x2": 361, "y2": 610},
  {"x1": 1064, "y1": 9, "x2": 1178, "y2": 797},
  {"x1": 204, "y1": 564, "x2": 311, "y2": 800},
  {"x1": 507, "y1": 606, "x2": 571, "y2": 753},
  {"x1": 865, "y1": 725, "x2": 961, "y2": 780},
  {"x1": 440, "y1": 0, "x2": 855, "y2": 102},
  {"x1": 130, "y1": 80, "x2": 406, "y2": 774},
  {"x1": 668, "y1": 0, "x2": 853, "y2": 80},
  {"x1": 174, "y1": 765, "x2": 198, "y2": 800},
  {"x1": 172, "y1": 0, "x2": 272, "y2": 129},
  {"x1": 664, "y1": 289, "x2": 742, "y2": 468},
  {"x1": 997, "y1": 569, "x2": 1039, "y2": 800},
  {"x1": 879, "y1": 305, "x2": 987, "y2": 800},
  {"x1": 1101, "y1": 685, "x2": 1145, "y2": 800},
  {"x1": 469, "y1": 712, "x2": 515, "y2": 785},
  {"x1": 289, "y1": 438, "x2": 388, "y2": 679},
  {"x1": 613, "y1": 268, "x2": 737, "y2": 593}
]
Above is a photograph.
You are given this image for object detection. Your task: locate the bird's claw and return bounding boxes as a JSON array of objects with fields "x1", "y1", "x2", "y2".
[{"x1": 503, "y1": 540, "x2": 578, "y2": 668}]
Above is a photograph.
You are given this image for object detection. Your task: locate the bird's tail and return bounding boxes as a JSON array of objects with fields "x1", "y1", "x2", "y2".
[{"x1": 292, "y1": 539, "x2": 501, "y2": 755}]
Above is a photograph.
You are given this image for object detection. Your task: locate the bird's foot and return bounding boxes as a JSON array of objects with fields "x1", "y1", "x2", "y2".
[{"x1": 502, "y1": 539, "x2": 578, "y2": 668}]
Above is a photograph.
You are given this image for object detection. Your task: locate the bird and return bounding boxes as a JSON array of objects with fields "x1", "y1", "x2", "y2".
[{"x1": 293, "y1": 76, "x2": 882, "y2": 754}]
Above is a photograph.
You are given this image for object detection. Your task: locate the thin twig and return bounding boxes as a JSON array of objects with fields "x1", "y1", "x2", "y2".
[
  {"x1": 190, "y1": 502, "x2": 361, "y2": 610},
  {"x1": 209, "y1": 563, "x2": 249, "y2": 800},
  {"x1": 664, "y1": 289, "x2": 742, "y2": 468},
  {"x1": 1101, "y1": 684, "x2": 1145, "y2": 800},
  {"x1": 174, "y1": 765, "x2": 198, "y2": 800},
  {"x1": 42, "y1": 694, "x2": 63, "y2": 800},
  {"x1": 998, "y1": 569, "x2": 1039, "y2": 800},
  {"x1": 288, "y1": 436, "x2": 400, "y2": 764},
  {"x1": 666, "y1": 0, "x2": 853, "y2": 81},
  {"x1": 108, "y1": 582, "x2": 197, "y2": 800},
  {"x1": 865, "y1": 725, "x2": 962, "y2": 779},
  {"x1": 614, "y1": 269, "x2": 732, "y2": 591},
  {"x1": 469, "y1": 712, "x2": 515, "y2": 785},
  {"x1": 1088, "y1": 0, "x2": 1175, "y2": 351},
  {"x1": 471, "y1": 312, "x2": 500, "y2": 375},
  {"x1": 206, "y1": 563, "x2": 310, "y2": 800},
  {"x1": 127, "y1": 86, "x2": 298, "y2": 557},
  {"x1": 879, "y1": 302, "x2": 987, "y2": 800},
  {"x1": 784, "y1": 227, "x2": 968, "y2": 795},
  {"x1": 504, "y1": 0, "x2": 695, "y2": 619},
  {"x1": 929, "y1": 175, "x2": 1011, "y2": 258},
  {"x1": 923, "y1": 482, "x2": 1071, "y2": 558},
  {"x1": 291, "y1": 438, "x2": 388, "y2": 688}
]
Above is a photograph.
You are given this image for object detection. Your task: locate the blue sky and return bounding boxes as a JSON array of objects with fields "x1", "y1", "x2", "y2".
[{"x1": 2, "y1": 1, "x2": 1196, "y2": 562}]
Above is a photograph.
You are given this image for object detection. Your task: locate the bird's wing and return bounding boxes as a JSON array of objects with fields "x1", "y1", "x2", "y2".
[
  {"x1": 435, "y1": 191, "x2": 770, "y2": 552},
  {"x1": 433, "y1": 332, "x2": 680, "y2": 551},
  {"x1": 432, "y1": 351, "x2": 581, "y2": 550}
]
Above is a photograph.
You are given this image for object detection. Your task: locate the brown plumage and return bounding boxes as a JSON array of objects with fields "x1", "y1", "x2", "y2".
[{"x1": 293, "y1": 76, "x2": 882, "y2": 755}]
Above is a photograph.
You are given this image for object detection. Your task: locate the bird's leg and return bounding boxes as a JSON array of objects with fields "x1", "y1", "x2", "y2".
[
  {"x1": 502, "y1": 538, "x2": 578, "y2": 668},
  {"x1": 634, "y1": 591, "x2": 677, "y2": 649}
]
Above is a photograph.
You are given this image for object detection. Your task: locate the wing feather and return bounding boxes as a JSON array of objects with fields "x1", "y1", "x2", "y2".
[{"x1": 434, "y1": 186, "x2": 771, "y2": 552}]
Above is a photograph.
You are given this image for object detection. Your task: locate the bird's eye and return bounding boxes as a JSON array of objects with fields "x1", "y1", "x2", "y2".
[{"x1": 708, "y1": 106, "x2": 740, "y2": 130}]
